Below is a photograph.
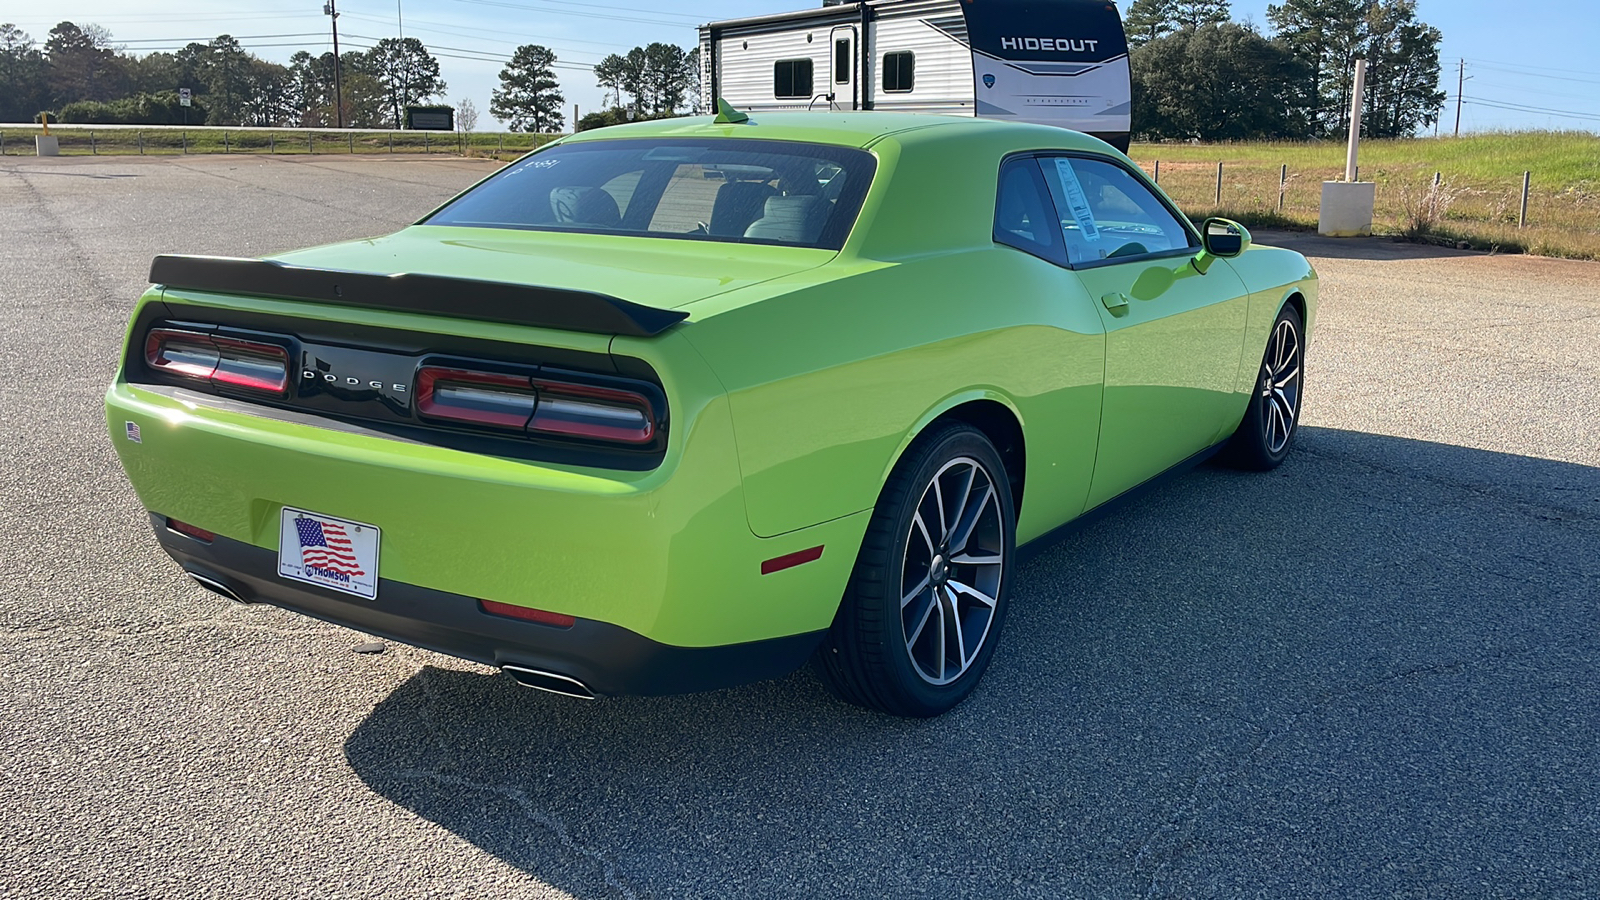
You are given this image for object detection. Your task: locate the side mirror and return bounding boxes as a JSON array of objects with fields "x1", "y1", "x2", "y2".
[
  {"x1": 1203, "y1": 218, "x2": 1250, "y2": 257},
  {"x1": 1193, "y1": 218, "x2": 1251, "y2": 274}
]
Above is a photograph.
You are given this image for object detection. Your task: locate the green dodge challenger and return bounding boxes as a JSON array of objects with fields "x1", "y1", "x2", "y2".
[{"x1": 106, "y1": 110, "x2": 1316, "y2": 717}]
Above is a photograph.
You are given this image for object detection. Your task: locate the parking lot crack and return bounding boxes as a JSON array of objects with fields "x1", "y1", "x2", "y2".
[{"x1": 380, "y1": 768, "x2": 640, "y2": 900}]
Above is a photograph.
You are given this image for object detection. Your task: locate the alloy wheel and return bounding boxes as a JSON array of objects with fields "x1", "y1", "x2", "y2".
[
  {"x1": 1260, "y1": 317, "x2": 1302, "y2": 455},
  {"x1": 899, "y1": 457, "x2": 1005, "y2": 686}
]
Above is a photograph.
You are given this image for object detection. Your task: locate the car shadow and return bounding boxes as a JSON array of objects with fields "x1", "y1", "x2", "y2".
[
  {"x1": 1251, "y1": 228, "x2": 1479, "y2": 262},
  {"x1": 343, "y1": 426, "x2": 1600, "y2": 898}
]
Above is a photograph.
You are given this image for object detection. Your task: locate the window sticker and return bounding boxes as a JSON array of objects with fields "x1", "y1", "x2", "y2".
[{"x1": 1052, "y1": 158, "x2": 1101, "y2": 243}]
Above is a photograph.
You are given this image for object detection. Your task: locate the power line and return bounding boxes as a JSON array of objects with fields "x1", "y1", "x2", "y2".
[
  {"x1": 1469, "y1": 62, "x2": 1600, "y2": 87},
  {"x1": 337, "y1": 12, "x2": 608, "y2": 62},
  {"x1": 455, "y1": 0, "x2": 708, "y2": 21},
  {"x1": 1462, "y1": 96, "x2": 1600, "y2": 123},
  {"x1": 450, "y1": 0, "x2": 699, "y2": 28}
]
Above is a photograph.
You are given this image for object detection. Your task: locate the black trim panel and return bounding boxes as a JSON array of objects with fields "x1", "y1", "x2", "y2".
[
  {"x1": 152, "y1": 514, "x2": 825, "y2": 696},
  {"x1": 149, "y1": 255, "x2": 690, "y2": 338}
]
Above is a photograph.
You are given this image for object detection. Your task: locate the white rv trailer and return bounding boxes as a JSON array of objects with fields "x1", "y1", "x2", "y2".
[{"x1": 699, "y1": 0, "x2": 1132, "y2": 151}]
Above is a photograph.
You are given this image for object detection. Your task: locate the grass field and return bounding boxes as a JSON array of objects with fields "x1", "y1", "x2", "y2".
[
  {"x1": 5, "y1": 126, "x2": 1596, "y2": 259},
  {"x1": 1131, "y1": 131, "x2": 1600, "y2": 259},
  {"x1": 0, "y1": 127, "x2": 558, "y2": 161}
]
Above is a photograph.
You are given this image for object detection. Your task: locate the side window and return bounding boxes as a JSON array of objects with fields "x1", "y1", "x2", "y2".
[
  {"x1": 1038, "y1": 156, "x2": 1194, "y2": 266},
  {"x1": 834, "y1": 40, "x2": 851, "y2": 84},
  {"x1": 993, "y1": 157, "x2": 1065, "y2": 265},
  {"x1": 774, "y1": 59, "x2": 813, "y2": 99},
  {"x1": 883, "y1": 51, "x2": 915, "y2": 92}
]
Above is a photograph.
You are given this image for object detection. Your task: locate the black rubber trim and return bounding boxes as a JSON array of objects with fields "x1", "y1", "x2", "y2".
[
  {"x1": 151, "y1": 514, "x2": 823, "y2": 696},
  {"x1": 149, "y1": 255, "x2": 690, "y2": 338}
]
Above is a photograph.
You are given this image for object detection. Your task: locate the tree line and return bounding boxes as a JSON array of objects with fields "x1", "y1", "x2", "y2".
[
  {"x1": 0, "y1": 21, "x2": 702, "y2": 133},
  {"x1": 0, "y1": 21, "x2": 450, "y2": 128},
  {"x1": 1128, "y1": 0, "x2": 1446, "y2": 141}
]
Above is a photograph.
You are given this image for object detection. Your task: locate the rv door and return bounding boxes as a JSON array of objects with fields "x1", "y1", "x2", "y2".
[{"x1": 829, "y1": 26, "x2": 858, "y2": 110}]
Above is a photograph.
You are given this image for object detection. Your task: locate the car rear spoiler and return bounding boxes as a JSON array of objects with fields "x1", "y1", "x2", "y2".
[{"x1": 148, "y1": 254, "x2": 690, "y2": 338}]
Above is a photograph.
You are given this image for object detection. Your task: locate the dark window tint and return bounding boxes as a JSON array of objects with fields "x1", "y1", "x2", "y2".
[
  {"x1": 834, "y1": 40, "x2": 851, "y2": 83},
  {"x1": 424, "y1": 138, "x2": 875, "y2": 251},
  {"x1": 775, "y1": 59, "x2": 814, "y2": 99},
  {"x1": 1037, "y1": 156, "x2": 1194, "y2": 265},
  {"x1": 883, "y1": 51, "x2": 915, "y2": 92},
  {"x1": 993, "y1": 158, "x2": 1064, "y2": 265}
]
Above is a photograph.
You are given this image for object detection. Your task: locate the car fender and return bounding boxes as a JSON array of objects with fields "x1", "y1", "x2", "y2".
[{"x1": 876, "y1": 387, "x2": 1025, "y2": 497}]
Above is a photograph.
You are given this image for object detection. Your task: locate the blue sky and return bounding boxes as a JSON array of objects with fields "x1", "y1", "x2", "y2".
[{"x1": 5, "y1": 0, "x2": 1596, "y2": 132}]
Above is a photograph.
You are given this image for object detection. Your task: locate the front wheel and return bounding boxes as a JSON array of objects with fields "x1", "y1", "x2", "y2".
[
  {"x1": 1223, "y1": 305, "x2": 1305, "y2": 471},
  {"x1": 814, "y1": 424, "x2": 1015, "y2": 717}
]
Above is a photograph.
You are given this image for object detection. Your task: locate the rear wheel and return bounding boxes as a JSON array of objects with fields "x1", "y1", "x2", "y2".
[
  {"x1": 1223, "y1": 304, "x2": 1304, "y2": 471},
  {"x1": 814, "y1": 424, "x2": 1015, "y2": 717}
]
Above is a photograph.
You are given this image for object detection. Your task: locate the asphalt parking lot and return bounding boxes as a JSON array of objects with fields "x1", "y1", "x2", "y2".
[{"x1": 2, "y1": 154, "x2": 1597, "y2": 899}]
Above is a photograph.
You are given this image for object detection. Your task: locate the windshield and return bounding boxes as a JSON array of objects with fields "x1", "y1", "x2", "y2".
[{"x1": 424, "y1": 138, "x2": 876, "y2": 251}]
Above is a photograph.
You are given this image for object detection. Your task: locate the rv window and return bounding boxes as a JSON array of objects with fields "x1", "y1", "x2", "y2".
[
  {"x1": 774, "y1": 59, "x2": 814, "y2": 99},
  {"x1": 834, "y1": 40, "x2": 851, "y2": 84},
  {"x1": 882, "y1": 51, "x2": 915, "y2": 93}
]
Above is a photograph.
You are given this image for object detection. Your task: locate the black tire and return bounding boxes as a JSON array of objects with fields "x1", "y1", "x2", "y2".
[
  {"x1": 814, "y1": 424, "x2": 1016, "y2": 717},
  {"x1": 1222, "y1": 304, "x2": 1305, "y2": 471}
]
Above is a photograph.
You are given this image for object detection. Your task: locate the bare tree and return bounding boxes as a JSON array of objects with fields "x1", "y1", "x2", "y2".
[{"x1": 455, "y1": 96, "x2": 478, "y2": 132}]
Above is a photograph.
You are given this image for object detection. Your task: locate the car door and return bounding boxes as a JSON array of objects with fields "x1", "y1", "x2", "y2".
[{"x1": 1033, "y1": 154, "x2": 1250, "y2": 509}]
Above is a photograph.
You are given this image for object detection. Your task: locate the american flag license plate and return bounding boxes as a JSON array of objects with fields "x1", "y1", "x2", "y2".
[{"x1": 277, "y1": 507, "x2": 381, "y2": 600}]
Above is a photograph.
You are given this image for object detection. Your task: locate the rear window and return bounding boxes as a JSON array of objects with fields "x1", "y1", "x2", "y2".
[{"x1": 424, "y1": 138, "x2": 876, "y2": 251}]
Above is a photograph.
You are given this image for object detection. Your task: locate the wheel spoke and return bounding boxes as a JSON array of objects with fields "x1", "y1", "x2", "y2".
[
  {"x1": 1274, "y1": 366, "x2": 1299, "y2": 389},
  {"x1": 901, "y1": 573, "x2": 931, "y2": 609},
  {"x1": 911, "y1": 512, "x2": 936, "y2": 558},
  {"x1": 1269, "y1": 401, "x2": 1290, "y2": 449},
  {"x1": 945, "y1": 588, "x2": 967, "y2": 671},
  {"x1": 950, "y1": 550, "x2": 1002, "y2": 566},
  {"x1": 1273, "y1": 386, "x2": 1297, "y2": 419},
  {"x1": 948, "y1": 484, "x2": 994, "y2": 555},
  {"x1": 948, "y1": 579, "x2": 998, "y2": 608},
  {"x1": 905, "y1": 589, "x2": 936, "y2": 649},
  {"x1": 934, "y1": 594, "x2": 947, "y2": 681},
  {"x1": 945, "y1": 465, "x2": 976, "y2": 548}
]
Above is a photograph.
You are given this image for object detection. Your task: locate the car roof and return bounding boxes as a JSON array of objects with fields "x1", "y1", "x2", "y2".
[{"x1": 555, "y1": 111, "x2": 1114, "y2": 153}]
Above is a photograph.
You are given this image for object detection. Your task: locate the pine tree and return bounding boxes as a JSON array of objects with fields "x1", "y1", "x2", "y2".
[{"x1": 492, "y1": 44, "x2": 565, "y2": 133}]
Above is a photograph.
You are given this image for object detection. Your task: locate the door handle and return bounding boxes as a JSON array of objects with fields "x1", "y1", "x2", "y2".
[{"x1": 1101, "y1": 292, "x2": 1129, "y2": 314}]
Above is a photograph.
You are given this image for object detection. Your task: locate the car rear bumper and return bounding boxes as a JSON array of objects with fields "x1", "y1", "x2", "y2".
[
  {"x1": 107, "y1": 378, "x2": 867, "y2": 650},
  {"x1": 153, "y1": 514, "x2": 825, "y2": 696}
]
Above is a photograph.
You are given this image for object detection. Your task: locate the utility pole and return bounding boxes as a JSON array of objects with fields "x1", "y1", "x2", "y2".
[
  {"x1": 324, "y1": 0, "x2": 344, "y2": 129},
  {"x1": 1454, "y1": 58, "x2": 1465, "y2": 136},
  {"x1": 397, "y1": 0, "x2": 403, "y2": 39}
]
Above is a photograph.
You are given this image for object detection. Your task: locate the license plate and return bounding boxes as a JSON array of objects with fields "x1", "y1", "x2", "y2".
[{"x1": 278, "y1": 507, "x2": 381, "y2": 600}]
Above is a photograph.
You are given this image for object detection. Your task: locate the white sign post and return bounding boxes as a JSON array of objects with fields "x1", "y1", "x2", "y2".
[
  {"x1": 1320, "y1": 59, "x2": 1376, "y2": 236},
  {"x1": 178, "y1": 88, "x2": 191, "y2": 107}
]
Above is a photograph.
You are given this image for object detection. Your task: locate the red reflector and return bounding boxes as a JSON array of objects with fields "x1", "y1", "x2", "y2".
[
  {"x1": 166, "y1": 518, "x2": 216, "y2": 542},
  {"x1": 761, "y1": 545, "x2": 824, "y2": 575},
  {"x1": 480, "y1": 599, "x2": 576, "y2": 628}
]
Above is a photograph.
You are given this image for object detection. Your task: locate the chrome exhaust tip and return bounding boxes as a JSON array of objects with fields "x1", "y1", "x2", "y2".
[
  {"x1": 187, "y1": 571, "x2": 249, "y2": 604},
  {"x1": 500, "y1": 664, "x2": 596, "y2": 700}
]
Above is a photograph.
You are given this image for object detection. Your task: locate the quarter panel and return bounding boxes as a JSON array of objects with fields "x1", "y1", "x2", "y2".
[{"x1": 681, "y1": 248, "x2": 1105, "y2": 539}]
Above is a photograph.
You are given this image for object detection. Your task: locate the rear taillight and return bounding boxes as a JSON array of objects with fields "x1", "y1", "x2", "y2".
[
  {"x1": 416, "y1": 367, "x2": 539, "y2": 430},
  {"x1": 416, "y1": 365, "x2": 658, "y2": 445},
  {"x1": 529, "y1": 380, "x2": 655, "y2": 445},
  {"x1": 145, "y1": 329, "x2": 289, "y2": 395}
]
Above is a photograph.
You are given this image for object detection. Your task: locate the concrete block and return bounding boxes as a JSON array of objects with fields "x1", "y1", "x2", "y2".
[
  {"x1": 35, "y1": 135, "x2": 59, "y2": 157},
  {"x1": 1319, "y1": 181, "x2": 1376, "y2": 236}
]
